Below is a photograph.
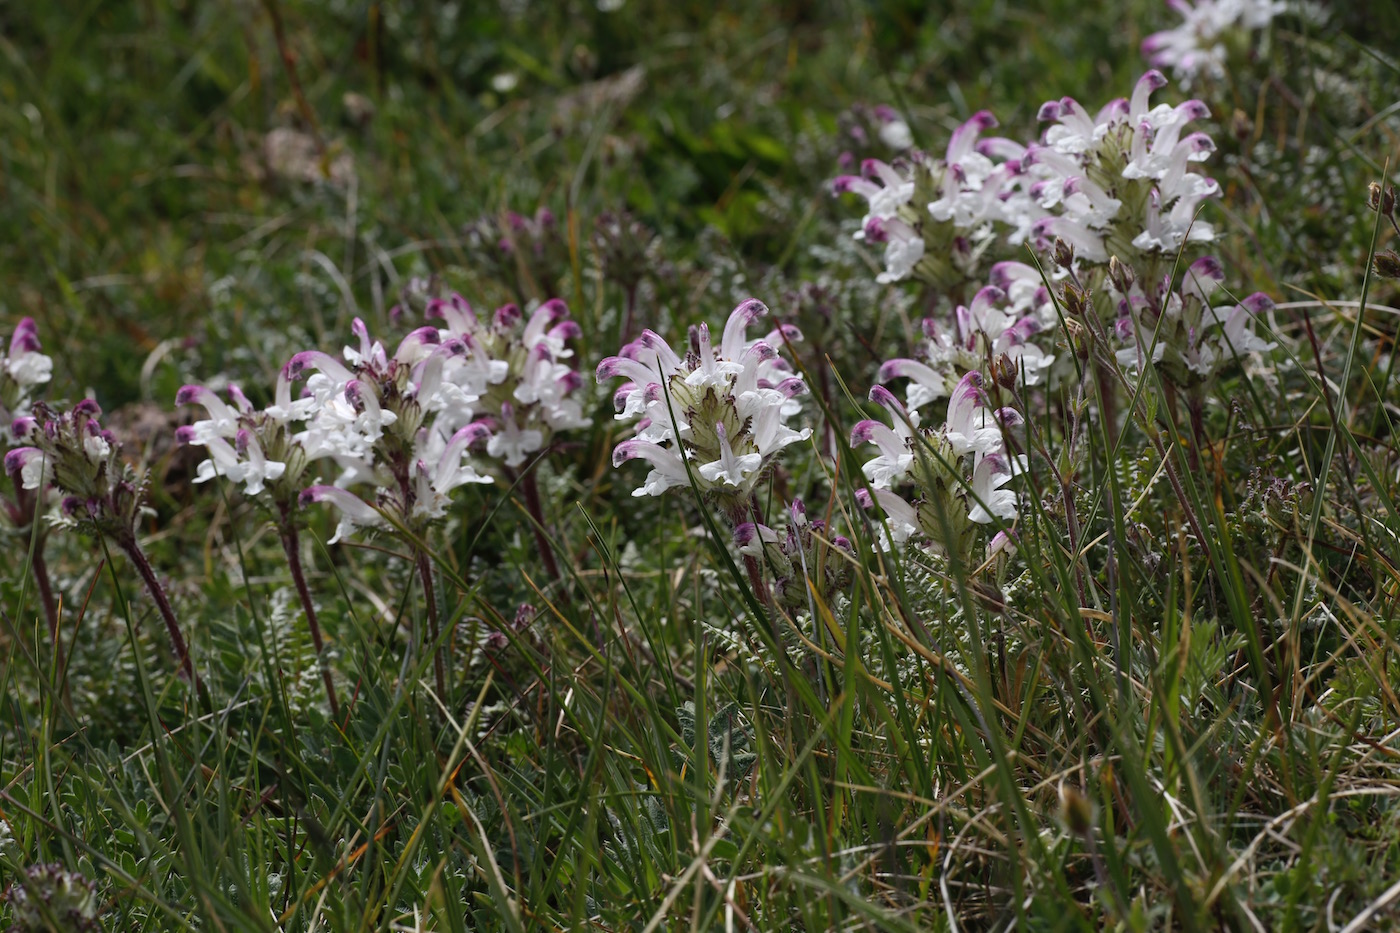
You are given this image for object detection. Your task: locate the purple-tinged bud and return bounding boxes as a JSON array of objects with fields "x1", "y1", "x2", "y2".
[
  {"x1": 8, "y1": 328, "x2": 41, "y2": 355},
  {"x1": 174, "y1": 385, "x2": 206, "y2": 406},
  {"x1": 8, "y1": 317, "x2": 40, "y2": 356},
  {"x1": 10, "y1": 416, "x2": 36, "y2": 438},
  {"x1": 1176, "y1": 100, "x2": 1210, "y2": 123},
  {"x1": 868, "y1": 385, "x2": 902, "y2": 410},
  {"x1": 1037, "y1": 100, "x2": 1063, "y2": 122},
  {"x1": 996, "y1": 407, "x2": 1024, "y2": 428},
  {"x1": 175, "y1": 425, "x2": 198, "y2": 445},
  {"x1": 494, "y1": 303, "x2": 522, "y2": 329},
  {"x1": 745, "y1": 342, "x2": 777, "y2": 363},
  {"x1": 830, "y1": 175, "x2": 862, "y2": 195},
  {"x1": 774, "y1": 377, "x2": 807, "y2": 398},
  {"x1": 235, "y1": 428, "x2": 252, "y2": 455},
  {"x1": 549, "y1": 320, "x2": 583, "y2": 341},
  {"x1": 612, "y1": 382, "x2": 636, "y2": 412},
  {"x1": 536, "y1": 298, "x2": 568, "y2": 326},
  {"x1": 1240, "y1": 292, "x2": 1275, "y2": 315},
  {"x1": 850, "y1": 420, "x2": 884, "y2": 445},
  {"x1": 733, "y1": 522, "x2": 758, "y2": 547},
  {"x1": 72, "y1": 398, "x2": 102, "y2": 419},
  {"x1": 854, "y1": 488, "x2": 874, "y2": 509}
]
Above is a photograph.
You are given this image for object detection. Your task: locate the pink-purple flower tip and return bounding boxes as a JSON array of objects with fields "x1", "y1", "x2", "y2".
[
  {"x1": 174, "y1": 384, "x2": 207, "y2": 406},
  {"x1": 1138, "y1": 69, "x2": 1168, "y2": 92},
  {"x1": 72, "y1": 398, "x2": 102, "y2": 419},
  {"x1": 4, "y1": 448, "x2": 36, "y2": 476},
  {"x1": 968, "y1": 110, "x2": 998, "y2": 131},
  {"x1": 868, "y1": 385, "x2": 903, "y2": 411},
  {"x1": 850, "y1": 420, "x2": 883, "y2": 445},
  {"x1": 1241, "y1": 293, "x2": 1275, "y2": 315},
  {"x1": 830, "y1": 175, "x2": 861, "y2": 195}
]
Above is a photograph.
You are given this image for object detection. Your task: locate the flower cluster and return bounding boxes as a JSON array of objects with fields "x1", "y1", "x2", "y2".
[
  {"x1": 596, "y1": 299, "x2": 810, "y2": 512},
  {"x1": 464, "y1": 206, "x2": 570, "y2": 300},
  {"x1": 833, "y1": 72, "x2": 1221, "y2": 285},
  {"x1": 835, "y1": 103, "x2": 916, "y2": 160},
  {"x1": 878, "y1": 273, "x2": 1058, "y2": 414},
  {"x1": 854, "y1": 379, "x2": 1024, "y2": 554},
  {"x1": 176, "y1": 376, "x2": 314, "y2": 504},
  {"x1": 1143, "y1": 0, "x2": 1285, "y2": 85},
  {"x1": 178, "y1": 296, "x2": 590, "y2": 544},
  {"x1": 1114, "y1": 255, "x2": 1277, "y2": 386},
  {"x1": 3, "y1": 862, "x2": 101, "y2": 931},
  {"x1": 6, "y1": 401, "x2": 144, "y2": 538},
  {"x1": 1, "y1": 318, "x2": 53, "y2": 440},
  {"x1": 735, "y1": 498, "x2": 854, "y2": 610},
  {"x1": 283, "y1": 319, "x2": 494, "y2": 543},
  {"x1": 425, "y1": 295, "x2": 592, "y2": 469},
  {"x1": 1026, "y1": 71, "x2": 1219, "y2": 264},
  {"x1": 831, "y1": 111, "x2": 1016, "y2": 289}
]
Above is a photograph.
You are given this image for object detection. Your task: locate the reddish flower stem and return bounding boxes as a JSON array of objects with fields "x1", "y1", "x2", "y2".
[
  {"x1": 277, "y1": 506, "x2": 341, "y2": 720},
  {"x1": 117, "y1": 533, "x2": 197, "y2": 688},
  {"x1": 517, "y1": 468, "x2": 562, "y2": 584}
]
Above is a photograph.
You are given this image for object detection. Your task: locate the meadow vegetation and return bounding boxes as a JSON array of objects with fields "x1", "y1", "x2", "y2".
[{"x1": 3, "y1": 0, "x2": 1400, "y2": 928}]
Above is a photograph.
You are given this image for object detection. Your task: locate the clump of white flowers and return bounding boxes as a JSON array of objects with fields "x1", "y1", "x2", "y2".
[
  {"x1": 878, "y1": 280, "x2": 1058, "y2": 414},
  {"x1": 1142, "y1": 0, "x2": 1285, "y2": 86},
  {"x1": 284, "y1": 319, "x2": 495, "y2": 544},
  {"x1": 1026, "y1": 70, "x2": 1219, "y2": 264},
  {"x1": 596, "y1": 298, "x2": 810, "y2": 515},
  {"x1": 853, "y1": 379, "x2": 1024, "y2": 556},
  {"x1": 830, "y1": 111, "x2": 1019, "y2": 290},
  {"x1": 425, "y1": 295, "x2": 592, "y2": 470},
  {"x1": 1114, "y1": 255, "x2": 1277, "y2": 386}
]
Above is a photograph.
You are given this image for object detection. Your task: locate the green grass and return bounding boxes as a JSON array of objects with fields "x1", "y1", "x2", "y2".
[{"x1": 4, "y1": 0, "x2": 1400, "y2": 929}]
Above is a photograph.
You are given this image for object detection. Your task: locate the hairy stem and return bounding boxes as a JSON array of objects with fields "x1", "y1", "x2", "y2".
[
  {"x1": 518, "y1": 468, "x2": 562, "y2": 584},
  {"x1": 416, "y1": 550, "x2": 448, "y2": 702},
  {"x1": 277, "y1": 507, "x2": 340, "y2": 720},
  {"x1": 30, "y1": 538, "x2": 59, "y2": 644},
  {"x1": 118, "y1": 533, "x2": 197, "y2": 688}
]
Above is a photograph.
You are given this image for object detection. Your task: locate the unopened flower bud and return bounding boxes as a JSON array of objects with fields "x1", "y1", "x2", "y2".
[
  {"x1": 993, "y1": 353, "x2": 1019, "y2": 390},
  {"x1": 1052, "y1": 237, "x2": 1075, "y2": 271},
  {"x1": 1368, "y1": 182, "x2": 1395, "y2": 217},
  {"x1": 1374, "y1": 248, "x2": 1400, "y2": 280},
  {"x1": 1061, "y1": 283, "x2": 1090, "y2": 318},
  {"x1": 1108, "y1": 255, "x2": 1135, "y2": 295}
]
